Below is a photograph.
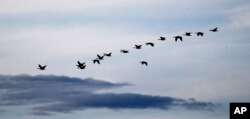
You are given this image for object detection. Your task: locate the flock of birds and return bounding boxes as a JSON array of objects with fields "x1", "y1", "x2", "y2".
[{"x1": 37, "y1": 27, "x2": 218, "y2": 70}]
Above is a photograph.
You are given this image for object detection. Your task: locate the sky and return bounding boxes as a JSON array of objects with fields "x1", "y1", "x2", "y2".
[{"x1": 0, "y1": 0, "x2": 250, "y2": 119}]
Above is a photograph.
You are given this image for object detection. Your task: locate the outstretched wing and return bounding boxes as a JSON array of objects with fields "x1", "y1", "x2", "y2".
[
  {"x1": 96, "y1": 60, "x2": 100, "y2": 64},
  {"x1": 97, "y1": 54, "x2": 101, "y2": 58}
]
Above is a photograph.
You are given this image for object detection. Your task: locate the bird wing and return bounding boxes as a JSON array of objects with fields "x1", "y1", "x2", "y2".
[
  {"x1": 82, "y1": 65, "x2": 86, "y2": 68},
  {"x1": 175, "y1": 37, "x2": 177, "y2": 41}
]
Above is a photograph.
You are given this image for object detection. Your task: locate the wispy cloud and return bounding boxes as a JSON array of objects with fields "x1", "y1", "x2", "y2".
[
  {"x1": 0, "y1": 0, "x2": 222, "y2": 15},
  {"x1": 226, "y1": 3, "x2": 250, "y2": 29},
  {"x1": 0, "y1": 74, "x2": 216, "y2": 115},
  {"x1": 0, "y1": 0, "x2": 229, "y2": 30}
]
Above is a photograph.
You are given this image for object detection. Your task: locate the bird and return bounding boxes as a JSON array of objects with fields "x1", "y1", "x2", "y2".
[
  {"x1": 195, "y1": 32, "x2": 204, "y2": 36},
  {"x1": 38, "y1": 64, "x2": 46, "y2": 70},
  {"x1": 140, "y1": 61, "x2": 148, "y2": 66},
  {"x1": 134, "y1": 45, "x2": 142, "y2": 49},
  {"x1": 76, "y1": 61, "x2": 85, "y2": 67},
  {"x1": 92, "y1": 59, "x2": 100, "y2": 64},
  {"x1": 78, "y1": 65, "x2": 86, "y2": 69},
  {"x1": 183, "y1": 32, "x2": 192, "y2": 36},
  {"x1": 174, "y1": 36, "x2": 183, "y2": 42},
  {"x1": 97, "y1": 54, "x2": 104, "y2": 60},
  {"x1": 158, "y1": 36, "x2": 166, "y2": 41},
  {"x1": 120, "y1": 49, "x2": 129, "y2": 53},
  {"x1": 209, "y1": 27, "x2": 218, "y2": 32},
  {"x1": 104, "y1": 52, "x2": 112, "y2": 57},
  {"x1": 145, "y1": 42, "x2": 154, "y2": 47}
]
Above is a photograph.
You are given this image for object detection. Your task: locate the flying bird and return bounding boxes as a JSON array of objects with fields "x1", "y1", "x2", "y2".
[
  {"x1": 174, "y1": 36, "x2": 183, "y2": 42},
  {"x1": 76, "y1": 61, "x2": 85, "y2": 67},
  {"x1": 209, "y1": 27, "x2": 218, "y2": 32},
  {"x1": 104, "y1": 52, "x2": 112, "y2": 57},
  {"x1": 97, "y1": 54, "x2": 104, "y2": 60},
  {"x1": 195, "y1": 32, "x2": 204, "y2": 36},
  {"x1": 158, "y1": 36, "x2": 166, "y2": 41},
  {"x1": 145, "y1": 42, "x2": 154, "y2": 47},
  {"x1": 140, "y1": 61, "x2": 148, "y2": 66},
  {"x1": 92, "y1": 59, "x2": 100, "y2": 64},
  {"x1": 38, "y1": 64, "x2": 46, "y2": 70},
  {"x1": 77, "y1": 64, "x2": 86, "y2": 69},
  {"x1": 120, "y1": 49, "x2": 129, "y2": 53},
  {"x1": 134, "y1": 45, "x2": 142, "y2": 49},
  {"x1": 183, "y1": 32, "x2": 192, "y2": 36}
]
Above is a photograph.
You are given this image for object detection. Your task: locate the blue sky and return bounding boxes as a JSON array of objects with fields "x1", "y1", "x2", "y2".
[{"x1": 0, "y1": 0, "x2": 250, "y2": 119}]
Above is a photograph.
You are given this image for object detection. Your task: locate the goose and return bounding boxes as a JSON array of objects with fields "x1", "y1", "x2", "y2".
[
  {"x1": 195, "y1": 32, "x2": 204, "y2": 36},
  {"x1": 76, "y1": 61, "x2": 85, "y2": 67},
  {"x1": 134, "y1": 45, "x2": 142, "y2": 49},
  {"x1": 183, "y1": 32, "x2": 192, "y2": 36},
  {"x1": 158, "y1": 36, "x2": 166, "y2": 41},
  {"x1": 78, "y1": 65, "x2": 86, "y2": 69},
  {"x1": 174, "y1": 36, "x2": 183, "y2": 42},
  {"x1": 97, "y1": 54, "x2": 104, "y2": 60},
  {"x1": 209, "y1": 27, "x2": 218, "y2": 32},
  {"x1": 104, "y1": 52, "x2": 112, "y2": 57},
  {"x1": 120, "y1": 49, "x2": 129, "y2": 53},
  {"x1": 92, "y1": 59, "x2": 100, "y2": 64},
  {"x1": 145, "y1": 42, "x2": 154, "y2": 47},
  {"x1": 38, "y1": 64, "x2": 46, "y2": 70},
  {"x1": 140, "y1": 61, "x2": 148, "y2": 66}
]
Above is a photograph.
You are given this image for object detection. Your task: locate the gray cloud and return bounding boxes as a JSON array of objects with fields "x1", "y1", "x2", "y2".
[{"x1": 0, "y1": 74, "x2": 216, "y2": 115}]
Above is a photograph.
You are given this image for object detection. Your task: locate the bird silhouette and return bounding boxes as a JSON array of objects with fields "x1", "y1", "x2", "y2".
[
  {"x1": 183, "y1": 32, "x2": 192, "y2": 36},
  {"x1": 76, "y1": 61, "x2": 85, "y2": 67},
  {"x1": 92, "y1": 59, "x2": 100, "y2": 64},
  {"x1": 209, "y1": 27, "x2": 218, "y2": 32},
  {"x1": 134, "y1": 45, "x2": 142, "y2": 49},
  {"x1": 140, "y1": 61, "x2": 148, "y2": 66},
  {"x1": 38, "y1": 64, "x2": 46, "y2": 70},
  {"x1": 158, "y1": 36, "x2": 166, "y2": 41},
  {"x1": 145, "y1": 42, "x2": 154, "y2": 47},
  {"x1": 78, "y1": 65, "x2": 86, "y2": 69},
  {"x1": 174, "y1": 36, "x2": 183, "y2": 42},
  {"x1": 104, "y1": 52, "x2": 112, "y2": 57},
  {"x1": 120, "y1": 49, "x2": 129, "y2": 53},
  {"x1": 97, "y1": 54, "x2": 104, "y2": 60},
  {"x1": 195, "y1": 32, "x2": 204, "y2": 36}
]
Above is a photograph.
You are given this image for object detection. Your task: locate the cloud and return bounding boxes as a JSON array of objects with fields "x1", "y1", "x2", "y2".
[
  {"x1": 226, "y1": 3, "x2": 250, "y2": 29},
  {"x1": 0, "y1": 74, "x2": 216, "y2": 115},
  {"x1": 0, "y1": 0, "x2": 127, "y2": 15},
  {"x1": 0, "y1": 0, "x2": 212, "y2": 15},
  {"x1": 0, "y1": 109, "x2": 5, "y2": 113},
  {"x1": 0, "y1": 0, "x2": 229, "y2": 30}
]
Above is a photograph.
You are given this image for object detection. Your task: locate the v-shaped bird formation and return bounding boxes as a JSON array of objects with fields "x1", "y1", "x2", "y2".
[{"x1": 38, "y1": 27, "x2": 218, "y2": 71}]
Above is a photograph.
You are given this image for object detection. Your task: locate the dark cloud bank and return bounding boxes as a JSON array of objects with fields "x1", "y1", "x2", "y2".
[{"x1": 0, "y1": 75, "x2": 216, "y2": 115}]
